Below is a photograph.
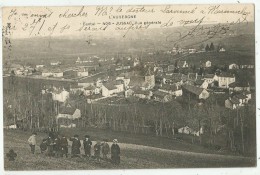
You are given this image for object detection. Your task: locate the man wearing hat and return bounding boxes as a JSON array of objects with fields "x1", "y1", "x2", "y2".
[
  {"x1": 69, "y1": 134, "x2": 81, "y2": 158},
  {"x1": 83, "y1": 135, "x2": 92, "y2": 158},
  {"x1": 111, "y1": 139, "x2": 120, "y2": 165},
  {"x1": 28, "y1": 132, "x2": 37, "y2": 154}
]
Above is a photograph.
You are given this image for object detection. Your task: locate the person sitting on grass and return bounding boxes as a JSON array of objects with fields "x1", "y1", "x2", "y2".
[
  {"x1": 94, "y1": 141, "x2": 101, "y2": 163},
  {"x1": 70, "y1": 134, "x2": 81, "y2": 158},
  {"x1": 101, "y1": 139, "x2": 110, "y2": 160},
  {"x1": 6, "y1": 149, "x2": 17, "y2": 161},
  {"x1": 28, "y1": 132, "x2": 37, "y2": 154}
]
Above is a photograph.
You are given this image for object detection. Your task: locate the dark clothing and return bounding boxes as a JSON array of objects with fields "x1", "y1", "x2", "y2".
[
  {"x1": 40, "y1": 139, "x2": 48, "y2": 153},
  {"x1": 53, "y1": 137, "x2": 61, "y2": 157},
  {"x1": 6, "y1": 151, "x2": 17, "y2": 161},
  {"x1": 83, "y1": 139, "x2": 92, "y2": 156},
  {"x1": 70, "y1": 137, "x2": 81, "y2": 157},
  {"x1": 60, "y1": 137, "x2": 68, "y2": 157},
  {"x1": 94, "y1": 143, "x2": 101, "y2": 162},
  {"x1": 53, "y1": 138, "x2": 60, "y2": 151},
  {"x1": 46, "y1": 137, "x2": 55, "y2": 156},
  {"x1": 111, "y1": 144, "x2": 120, "y2": 165},
  {"x1": 101, "y1": 142, "x2": 110, "y2": 159},
  {"x1": 94, "y1": 144, "x2": 101, "y2": 157},
  {"x1": 29, "y1": 144, "x2": 35, "y2": 154}
]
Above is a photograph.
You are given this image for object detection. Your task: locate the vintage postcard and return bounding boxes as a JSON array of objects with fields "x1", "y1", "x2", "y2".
[{"x1": 1, "y1": 3, "x2": 257, "y2": 172}]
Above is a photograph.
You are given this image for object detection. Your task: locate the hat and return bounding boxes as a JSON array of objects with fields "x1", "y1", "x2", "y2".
[
  {"x1": 113, "y1": 139, "x2": 118, "y2": 143},
  {"x1": 74, "y1": 134, "x2": 79, "y2": 138},
  {"x1": 32, "y1": 132, "x2": 37, "y2": 135},
  {"x1": 85, "y1": 135, "x2": 90, "y2": 138}
]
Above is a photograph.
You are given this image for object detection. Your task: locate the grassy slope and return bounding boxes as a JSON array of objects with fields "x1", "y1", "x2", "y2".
[
  {"x1": 4, "y1": 129, "x2": 256, "y2": 170},
  {"x1": 180, "y1": 51, "x2": 254, "y2": 67}
]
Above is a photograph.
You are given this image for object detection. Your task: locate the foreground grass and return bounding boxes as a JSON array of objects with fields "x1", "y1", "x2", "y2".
[{"x1": 4, "y1": 129, "x2": 256, "y2": 170}]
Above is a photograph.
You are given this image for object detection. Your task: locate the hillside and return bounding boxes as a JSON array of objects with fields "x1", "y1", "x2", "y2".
[
  {"x1": 2, "y1": 22, "x2": 254, "y2": 62},
  {"x1": 4, "y1": 129, "x2": 255, "y2": 170}
]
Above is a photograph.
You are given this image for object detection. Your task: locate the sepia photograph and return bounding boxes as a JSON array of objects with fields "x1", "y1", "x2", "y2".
[{"x1": 1, "y1": 2, "x2": 258, "y2": 172}]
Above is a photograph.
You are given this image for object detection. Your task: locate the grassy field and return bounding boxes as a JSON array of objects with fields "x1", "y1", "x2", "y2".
[
  {"x1": 4, "y1": 128, "x2": 256, "y2": 170},
  {"x1": 180, "y1": 51, "x2": 254, "y2": 67}
]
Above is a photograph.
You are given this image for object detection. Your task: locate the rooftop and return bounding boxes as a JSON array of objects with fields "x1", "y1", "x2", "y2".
[
  {"x1": 134, "y1": 89, "x2": 150, "y2": 96},
  {"x1": 159, "y1": 84, "x2": 179, "y2": 91},
  {"x1": 204, "y1": 74, "x2": 215, "y2": 79},
  {"x1": 103, "y1": 83, "x2": 117, "y2": 90},
  {"x1": 229, "y1": 82, "x2": 249, "y2": 88},
  {"x1": 129, "y1": 76, "x2": 145, "y2": 87},
  {"x1": 182, "y1": 84, "x2": 205, "y2": 96},
  {"x1": 153, "y1": 90, "x2": 169, "y2": 97}
]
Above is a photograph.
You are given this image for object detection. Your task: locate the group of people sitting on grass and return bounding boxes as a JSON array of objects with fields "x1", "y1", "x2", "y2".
[{"x1": 26, "y1": 132, "x2": 121, "y2": 165}]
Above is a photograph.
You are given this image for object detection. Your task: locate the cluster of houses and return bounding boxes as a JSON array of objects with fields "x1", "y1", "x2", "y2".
[
  {"x1": 169, "y1": 46, "x2": 226, "y2": 55},
  {"x1": 5, "y1": 54, "x2": 254, "y2": 130},
  {"x1": 33, "y1": 56, "x2": 253, "y2": 110},
  {"x1": 5, "y1": 63, "x2": 35, "y2": 76},
  {"x1": 41, "y1": 66, "x2": 89, "y2": 78}
]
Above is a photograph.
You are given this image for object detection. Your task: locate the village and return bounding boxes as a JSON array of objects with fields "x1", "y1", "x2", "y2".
[{"x1": 3, "y1": 43, "x2": 255, "y2": 141}]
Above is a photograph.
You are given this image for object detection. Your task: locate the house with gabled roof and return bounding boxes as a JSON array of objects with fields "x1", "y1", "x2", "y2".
[
  {"x1": 225, "y1": 97, "x2": 240, "y2": 109},
  {"x1": 218, "y1": 73, "x2": 235, "y2": 88},
  {"x1": 129, "y1": 76, "x2": 146, "y2": 88},
  {"x1": 56, "y1": 103, "x2": 81, "y2": 127},
  {"x1": 133, "y1": 89, "x2": 152, "y2": 99},
  {"x1": 42, "y1": 69, "x2": 53, "y2": 77},
  {"x1": 84, "y1": 85, "x2": 100, "y2": 96},
  {"x1": 101, "y1": 80, "x2": 124, "y2": 97},
  {"x1": 116, "y1": 73, "x2": 130, "y2": 87},
  {"x1": 76, "y1": 67, "x2": 88, "y2": 77},
  {"x1": 101, "y1": 83, "x2": 118, "y2": 97},
  {"x1": 204, "y1": 61, "x2": 212, "y2": 68},
  {"x1": 152, "y1": 90, "x2": 172, "y2": 102},
  {"x1": 52, "y1": 88, "x2": 69, "y2": 103},
  {"x1": 162, "y1": 74, "x2": 183, "y2": 85},
  {"x1": 182, "y1": 85, "x2": 209, "y2": 99},
  {"x1": 203, "y1": 74, "x2": 218, "y2": 84},
  {"x1": 128, "y1": 68, "x2": 155, "y2": 90},
  {"x1": 229, "y1": 82, "x2": 250, "y2": 93},
  {"x1": 194, "y1": 79, "x2": 208, "y2": 89},
  {"x1": 158, "y1": 84, "x2": 182, "y2": 97},
  {"x1": 225, "y1": 93, "x2": 249, "y2": 110}
]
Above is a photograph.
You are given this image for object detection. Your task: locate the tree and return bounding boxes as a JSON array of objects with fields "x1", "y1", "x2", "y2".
[
  {"x1": 209, "y1": 42, "x2": 215, "y2": 51},
  {"x1": 205, "y1": 44, "x2": 210, "y2": 52},
  {"x1": 199, "y1": 43, "x2": 204, "y2": 50}
]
